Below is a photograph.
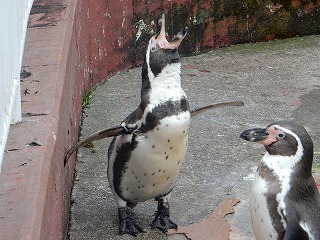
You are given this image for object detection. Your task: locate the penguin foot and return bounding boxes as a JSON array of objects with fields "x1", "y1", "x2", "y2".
[
  {"x1": 150, "y1": 201, "x2": 178, "y2": 233},
  {"x1": 118, "y1": 207, "x2": 145, "y2": 236}
]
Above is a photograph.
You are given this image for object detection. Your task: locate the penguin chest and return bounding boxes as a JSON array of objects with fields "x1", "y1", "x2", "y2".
[
  {"x1": 250, "y1": 174, "x2": 282, "y2": 240},
  {"x1": 117, "y1": 112, "x2": 190, "y2": 203}
]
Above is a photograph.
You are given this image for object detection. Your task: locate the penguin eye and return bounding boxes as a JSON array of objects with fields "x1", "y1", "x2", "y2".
[
  {"x1": 277, "y1": 133, "x2": 285, "y2": 139},
  {"x1": 151, "y1": 46, "x2": 156, "y2": 52}
]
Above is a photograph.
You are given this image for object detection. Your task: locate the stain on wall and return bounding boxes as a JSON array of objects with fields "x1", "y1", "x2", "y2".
[{"x1": 70, "y1": 0, "x2": 320, "y2": 88}]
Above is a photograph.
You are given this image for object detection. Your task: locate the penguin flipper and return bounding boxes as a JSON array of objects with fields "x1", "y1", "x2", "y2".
[
  {"x1": 64, "y1": 106, "x2": 143, "y2": 166},
  {"x1": 64, "y1": 125, "x2": 127, "y2": 166},
  {"x1": 284, "y1": 222, "x2": 309, "y2": 240}
]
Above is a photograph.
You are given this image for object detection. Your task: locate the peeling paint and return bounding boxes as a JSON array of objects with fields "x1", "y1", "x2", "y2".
[
  {"x1": 104, "y1": 11, "x2": 111, "y2": 18},
  {"x1": 266, "y1": 3, "x2": 283, "y2": 13},
  {"x1": 134, "y1": 19, "x2": 155, "y2": 41},
  {"x1": 98, "y1": 48, "x2": 102, "y2": 58},
  {"x1": 117, "y1": 36, "x2": 124, "y2": 47},
  {"x1": 28, "y1": 0, "x2": 66, "y2": 28},
  {"x1": 121, "y1": 17, "x2": 125, "y2": 28},
  {"x1": 102, "y1": 25, "x2": 105, "y2": 37}
]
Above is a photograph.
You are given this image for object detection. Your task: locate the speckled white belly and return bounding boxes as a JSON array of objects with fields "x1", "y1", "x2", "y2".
[
  {"x1": 119, "y1": 111, "x2": 190, "y2": 203},
  {"x1": 251, "y1": 174, "x2": 279, "y2": 240}
]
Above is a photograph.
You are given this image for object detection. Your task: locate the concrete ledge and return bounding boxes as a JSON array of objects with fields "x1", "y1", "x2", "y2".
[
  {"x1": 1, "y1": 0, "x2": 78, "y2": 238},
  {"x1": 1, "y1": 0, "x2": 320, "y2": 239}
]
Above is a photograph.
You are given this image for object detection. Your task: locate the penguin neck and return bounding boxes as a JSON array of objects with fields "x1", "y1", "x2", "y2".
[
  {"x1": 149, "y1": 63, "x2": 181, "y2": 89},
  {"x1": 262, "y1": 131, "x2": 314, "y2": 181},
  {"x1": 262, "y1": 151, "x2": 303, "y2": 173},
  {"x1": 262, "y1": 129, "x2": 304, "y2": 173},
  {"x1": 259, "y1": 143, "x2": 304, "y2": 209},
  {"x1": 141, "y1": 63, "x2": 185, "y2": 107}
]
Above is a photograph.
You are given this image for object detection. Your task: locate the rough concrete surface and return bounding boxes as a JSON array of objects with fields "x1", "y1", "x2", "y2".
[{"x1": 68, "y1": 35, "x2": 320, "y2": 240}]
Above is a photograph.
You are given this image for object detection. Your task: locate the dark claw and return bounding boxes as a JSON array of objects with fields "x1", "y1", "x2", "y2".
[
  {"x1": 150, "y1": 215, "x2": 178, "y2": 233},
  {"x1": 150, "y1": 200, "x2": 178, "y2": 233},
  {"x1": 122, "y1": 125, "x2": 130, "y2": 133},
  {"x1": 118, "y1": 207, "x2": 145, "y2": 236}
]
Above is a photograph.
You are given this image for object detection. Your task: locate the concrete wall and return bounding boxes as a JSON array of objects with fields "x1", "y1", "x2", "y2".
[
  {"x1": 0, "y1": 0, "x2": 33, "y2": 169},
  {"x1": 0, "y1": 0, "x2": 319, "y2": 239}
]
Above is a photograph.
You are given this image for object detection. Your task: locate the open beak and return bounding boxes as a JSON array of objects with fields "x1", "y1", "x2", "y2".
[{"x1": 154, "y1": 12, "x2": 188, "y2": 50}]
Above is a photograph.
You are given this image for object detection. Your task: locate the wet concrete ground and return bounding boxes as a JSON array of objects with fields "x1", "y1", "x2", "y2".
[{"x1": 68, "y1": 35, "x2": 320, "y2": 240}]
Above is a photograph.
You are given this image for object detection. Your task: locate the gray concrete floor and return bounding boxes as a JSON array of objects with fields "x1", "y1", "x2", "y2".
[{"x1": 68, "y1": 35, "x2": 320, "y2": 240}]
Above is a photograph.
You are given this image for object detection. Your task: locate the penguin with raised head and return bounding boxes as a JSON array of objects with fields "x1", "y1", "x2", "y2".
[
  {"x1": 240, "y1": 120, "x2": 320, "y2": 240},
  {"x1": 107, "y1": 12, "x2": 190, "y2": 236},
  {"x1": 63, "y1": 11, "x2": 243, "y2": 236}
]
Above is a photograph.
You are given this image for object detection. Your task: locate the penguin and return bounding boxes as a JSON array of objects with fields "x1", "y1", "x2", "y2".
[
  {"x1": 240, "y1": 120, "x2": 320, "y2": 240},
  {"x1": 63, "y1": 12, "x2": 244, "y2": 236},
  {"x1": 106, "y1": 12, "x2": 190, "y2": 236}
]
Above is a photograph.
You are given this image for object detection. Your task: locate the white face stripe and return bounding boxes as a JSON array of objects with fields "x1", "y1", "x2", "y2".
[
  {"x1": 263, "y1": 124, "x2": 304, "y2": 170},
  {"x1": 300, "y1": 222, "x2": 314, "y2": 240},
  {"x1": 146, "y1": 38, "x2": 155, "y2": 81},
  {"x1": 272, "y1": 125, "x2": 302, "y2": 147},
  {"x1": 262, "y1": 124, "x2": 304, "y2": 228}
]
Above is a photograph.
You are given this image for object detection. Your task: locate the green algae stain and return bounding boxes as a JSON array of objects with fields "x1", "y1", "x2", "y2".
[
  {"x1": 132, "y1": 0, "x2": 320, "y2": 57},
  {"x1": 170, "y1": 2, "x2": 212, "y2": 54},
  {"x1": 290, "y1": 8, "x2": 320, "y2": 36},
  {"x1": 255, "y1": 10, "x2": 292, "y2": 40}
]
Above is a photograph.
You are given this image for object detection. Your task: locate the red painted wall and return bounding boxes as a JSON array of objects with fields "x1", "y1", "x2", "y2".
[{"x1": 73, "y1": 0, "x2": 320, "y2": 88}]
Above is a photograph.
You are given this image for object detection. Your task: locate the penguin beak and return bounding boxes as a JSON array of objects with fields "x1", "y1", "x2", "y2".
[
  {"x1": 154, "y1": 12, "x2": 188, "y2": 50},
  {"x1": 240, "y1": 127, "x2": 279, "y2": 146},
  {"x1": 240, "y1": 128, "x2": 269, "y2": 143}
]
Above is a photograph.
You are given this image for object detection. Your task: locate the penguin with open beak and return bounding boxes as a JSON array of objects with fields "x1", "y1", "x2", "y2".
[
  {"x1": 107, "y1": 12, "x2": 189, "y2": 236},
  {"x1": 240, "y1": 120, "x2": 320, "y2": 240}
]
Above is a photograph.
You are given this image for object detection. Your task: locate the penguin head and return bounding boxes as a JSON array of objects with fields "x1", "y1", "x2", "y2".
[
  {"x1": 240, "y1": 120, "x2": 313, "y2": 160},
  {"x1": 142, "y1": 12, "x2": 188, "y2": 82}
]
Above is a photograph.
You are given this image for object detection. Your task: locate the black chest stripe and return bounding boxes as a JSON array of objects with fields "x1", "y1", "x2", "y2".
[
  {"x1": 113, "y1": 140, "x2": 138, "y2": 201},
  {"x1": 139, "y1": 97, "x2": 189, "y2": 133}
]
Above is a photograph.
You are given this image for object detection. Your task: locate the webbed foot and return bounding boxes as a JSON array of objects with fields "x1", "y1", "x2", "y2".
[
  {"x1": 150, "y1": 200, "x2": 178, "y2": 233},
  {"x1": 118, "y1": 207, "x2": 145, "y2": 237}
]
